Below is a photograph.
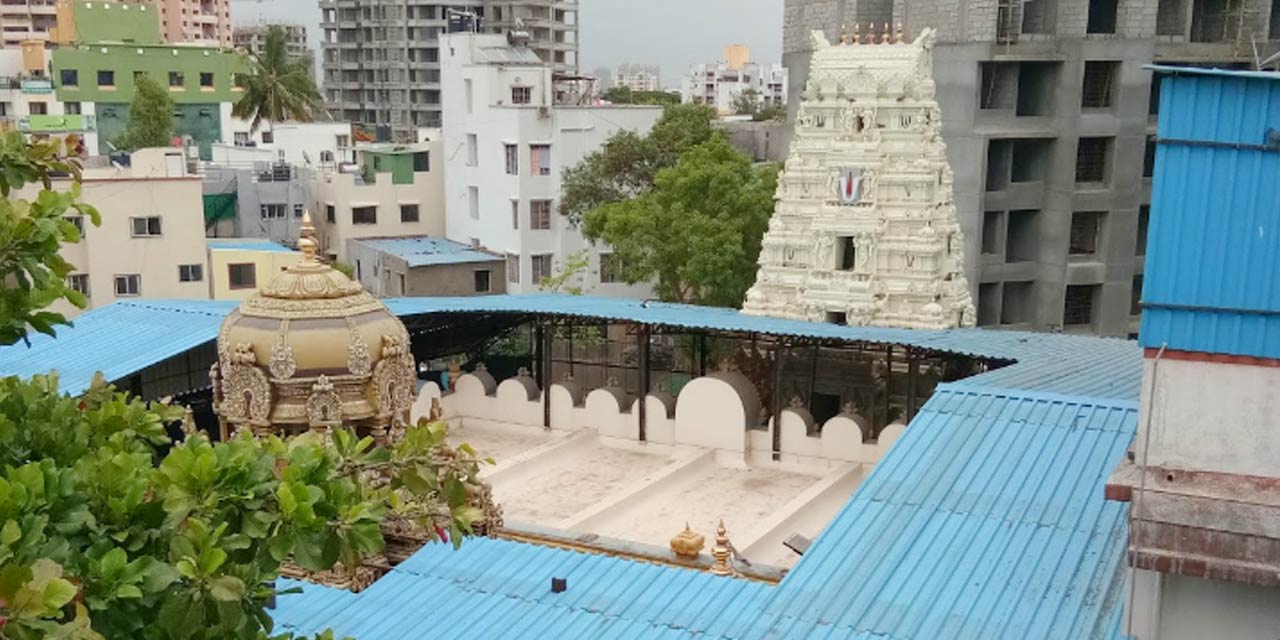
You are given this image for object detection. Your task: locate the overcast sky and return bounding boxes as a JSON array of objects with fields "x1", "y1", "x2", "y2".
[{"x1": 229, "y1": 0, "x2": 783, "y2": 88}]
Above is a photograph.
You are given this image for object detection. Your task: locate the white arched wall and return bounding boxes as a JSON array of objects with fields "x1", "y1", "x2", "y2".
[{"x1": 673, "y1": 371, "x2": 760, "y2": 453}]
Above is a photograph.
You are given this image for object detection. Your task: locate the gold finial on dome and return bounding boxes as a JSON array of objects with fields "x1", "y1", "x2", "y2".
[
  {"x1": 881, "y1": 22, "x2": 891, "y2": 44},
  {"x1": 851, "y1": 22, "x2": 860, "y2": 44},
  {"x1": 709, "y1": 520, "x2": 734, "y2": 576},
  {"x1": 298, "y1": 210, "x2": 318, "y2": 262}
]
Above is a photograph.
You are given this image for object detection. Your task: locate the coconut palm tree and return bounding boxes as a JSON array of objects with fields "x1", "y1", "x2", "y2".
[{"x1": 232, "y1": 25, "x2": 325, "y2": 132}]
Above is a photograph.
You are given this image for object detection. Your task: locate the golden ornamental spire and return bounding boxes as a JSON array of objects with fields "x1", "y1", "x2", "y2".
[
  {"x1": 670, "y1": 522, "x2": 706, "y2": 559},
  {"x1": 708, "y1": 520, "x2": 734, "y2": 576},
  {"x1": 851, "y1": 22, "x2": 861, "y2": 44},
  {"x1": 881, "y1": 22, "x2": 891, "y2": 44},
  {"x1": 181, "y1": 405, "x2": 198, "y2": 437},
  {"x1": 896, "y1": 22, "x2": 905, "y2": 43},
  {"x1": 838, "y1": 24, "x2": 847, "y2": 45},
  {"x1": 298, "y1": 210, "x2": 318, "y2": 262}
]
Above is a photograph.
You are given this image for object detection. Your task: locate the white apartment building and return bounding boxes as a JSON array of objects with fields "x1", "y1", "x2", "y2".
[
  {"x1": 0, "y1": 46, "x2": 99, "y2": 152},
  {"x1": 31, "y1": 148, "x2": 210, "y2": 318},
  {"x1": 612, "y1": 64, "x2": 660, "y2": 92},
  {"x1": 440, "y1": 32, "x2": 662, "y2": 298},
  {"x1": 681, "y1": 46, "x2": 787, "y2": 115},
  {"x1": 211, "y1": 121, "x2": 356, "y2": 168},
  {"x1": 307, "y1": 139, "x2": 446, "y2": 263}
]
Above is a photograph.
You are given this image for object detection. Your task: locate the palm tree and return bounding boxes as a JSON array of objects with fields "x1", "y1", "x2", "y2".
[{"x1": 232, "y1": 26, "x2": 325, "y2": 132}]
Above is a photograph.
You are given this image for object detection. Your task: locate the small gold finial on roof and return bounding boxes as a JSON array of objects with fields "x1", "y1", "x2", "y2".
[
  {"x1": 298, "y1": 210, "x2": 317, "y2": 261},
  {"x1": 670, "y1": 522, "x2": 706, "y2": 559},
  {"x1": 709, "y1": 520, "x2": 734, "y2": 576},
  {"x1": 896, "y1": 22, "x2": 905, "y2": 43},
  {"x1": 881, "y1": 22, "x2": 891, "y2": 44},
  {"x1": 851, "y1": 22, "x2": 860, "y2": 44},
  {"x1": 839, "y1": 24, "x2": 848, "y2": 45},
  {"x1": 429, "y1": 397, "x2": 443, "y2": 421},
  {"x1": 181, "y1": 405, "x2": 198, "y2": 437}
]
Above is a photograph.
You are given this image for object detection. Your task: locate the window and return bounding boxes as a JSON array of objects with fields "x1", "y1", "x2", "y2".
[
  {"x1": 1143, "y1": 136, "x2": 1156, "y2": 178},
  {"x1": 326, "y1": 205, "x2": 336, "y2": 223},
  {"x1": 400, "y1": 204, "x2": 419, "y2": 222},
  {"x1": 1086, "y1": 0, "x2": 1118, "y2": 33},
  {"x1": 200, "y1": 72, "x2": 214, "y2": 88},
  {"x1": 320, "y1": 150, "x2": 334, "y2": 163},
  {"x1": 1064, "y1": 284, "x2": 1098, "y2": 326},
  {"x1": 599, "y1": 253, "x2": 621, "y2": 283},
  {"x1": 1075, "y1": 137, "x2": 1111, "y2": 184},
  {"x1": 506, "y1": 254, "x2": 520, "y2": 283},
  {"x1": 412, "y1": 151, "x2": 429, "y2": 172},
  {"x1": 65, "y1": 215, "x2": 84, "y2": 235},
  {"x1": 178, "y1": 264, "x2": 203, "y2": 282},
  {"x1": 979, "y1": 62, "x2": 1016, "y2": 110},
  {"x1": 510, "y1": 200, "x2": 519, "y2": 229},
  {"x1": 130, "y1": 216, "x2": 162, "y2": 237},
  {"x1": 530, "y1": 200, "x2": 551, "y2": 230},
  {"x1": 511, "y1": 86, "x2": 532, "y2": 104},
  {"x1": 65, "y1": 101, "x2": 81, "y2": 114},
  {"x1": 67, "y1": 274, "x2": 89, "y2": 296},
  {"x1": 352, "y1": 206, "x2": 377, "y2": 224},
  {"x1": 169, "y1": 71, "x2": 184, "y2": 87},
  {"x1": 228, "y1": 263, "x2": 257, "y2": 290},
  {"x1": 28, "y1": 102, "x2": 47, "y2": 115},
  {"x1": 981, "y1": 211, "x2": 1002, "y2": 255},
  {"x1": 504, "y1": 144, "x2": 518, "y2": 175},
  {"x1": 1069, "y1": 211, "x2": 1104, "y2": 256},
  {"x1": 1131, "y1": 275, "x2": 1144, "y2": 316},
  {"x1": 60, "y1": 69, "x2": 77, "y2": 87},
  {"x1": 836, "y1": 236, "x2": 856, "y2": 270},
  {"x1": 1006, "y1": 210, "x2": 1039, "y2": 262},
  {"x1": 114, "y1": 274, "x2": 141, "y2": 297},
  {"x1": 1002, "y1": 281, "x2": 1034, "y2": 324},
  {"x1": 98, "y1": 70, "x2": 115, "y2": 87},
  {"x1": 1081, "y1": 61, "x2": 1118, "y2": 108},
  {"x1": 466, "y1": 133, "x2": 478, "y2": 166},
  {"x1": 261, "y1": 131, "x2": 274, "y2": 144},
  {"x1": 531, "y1": 254, "x2": 552, "y2": 283},
  {"x1": 468, "y1": 186, "x2": 479, "y2": 219},
  {"x1": 474, "y1": 270, "x2": 491, "y2": 293},
  {"x1": 1136, "y1": 205, "x2": 1149, "y2": 256},
  {"x1": 530, "y1": 144, "x2": 551, "y2": 176},
  {"x1": 826, "y1": 311, "x2": 848, "y2": 326},
  {"x1": 977, "y1": 283, "x2": 999, "y2": 326},
  {"x1": 260, "y1": 204, "x2": 286, "y2": 219}
]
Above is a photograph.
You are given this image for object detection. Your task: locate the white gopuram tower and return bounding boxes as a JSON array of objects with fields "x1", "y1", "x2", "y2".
[{"x1": 743, "y1": 26, "x2": 975, "y2": 330}]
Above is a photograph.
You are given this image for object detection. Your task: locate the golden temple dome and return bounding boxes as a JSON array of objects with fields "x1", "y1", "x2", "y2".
[{"x1": 211, "y1": 213, "x2": 417, "y2": 440}]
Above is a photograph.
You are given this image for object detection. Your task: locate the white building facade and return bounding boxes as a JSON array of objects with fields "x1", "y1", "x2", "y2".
[
  {"x1": 612, "y1": 64, "x2": 660, "y2": 93},
  {"x1": 681, "y1": 57, "x2": 787, "y2": 115},
  {"x1": 743, "y1": 29, "x2": 974, "y2": 330},
  {"x1": 441, "y1": 32, "x2": 662, "y2": 298}
]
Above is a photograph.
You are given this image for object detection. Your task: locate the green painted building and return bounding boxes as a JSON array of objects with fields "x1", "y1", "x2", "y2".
[
  {"x1": 360, "y1": 144, "x2": 431, "y2": 185},
  {"x1": 51, "y1": 42, "x2": 248, "y2": 159}
]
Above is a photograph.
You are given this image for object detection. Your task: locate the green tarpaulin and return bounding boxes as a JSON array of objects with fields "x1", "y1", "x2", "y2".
[{"x1": 203, "y1": 193, "x2": 237, "y2": 225}]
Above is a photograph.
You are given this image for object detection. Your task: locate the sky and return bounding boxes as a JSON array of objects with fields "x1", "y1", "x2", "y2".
[{"x1": 229, "y1": 0, "x2": 783, "y2": 89}]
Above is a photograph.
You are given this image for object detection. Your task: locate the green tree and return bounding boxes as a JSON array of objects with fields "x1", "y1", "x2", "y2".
[
  {"x1": 233, "y1": 25, "x2": 325, "y2": 132},
  {"x1": 117, "y1": 74, "x2": 174, "y2": 151},
  {"x1": 0, "y1": 374, "x2": 492, "y2": 640},
  {"x1": 537, "y1": 250, "x2": 589, "y2": 295},
  {"x1": 582, "y1": 135, "x2": 778, "y2": 307},
  {"x1": 601, "y1": 87, "x2": 681, "y2": 106},
  {"x1": 730, "y1": 88, "x2": 761, "y2": 117},
  {"x1": 559, "y1": 103, "x2": 716, "y2": 227},
  {"x1": 0, "y1": 132, "x2": 100, "y2": 346}
]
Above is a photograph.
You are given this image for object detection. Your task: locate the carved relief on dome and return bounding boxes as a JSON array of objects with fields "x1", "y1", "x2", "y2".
[
  {"x1": 371, "y1": 335, "x2": 416, "y2": 422},
  {"x1": 346, "y1": 319, "x2": 372, "y2": 377},
  {"x1": 269, "y1": 320, "x2": 297, "y2": 380},
  {"x1": 306, "y1": 375, "x2": 343, "y2": 428},
  {"x1": 220, "y1": 343, "x2": 272, "y2": 426}
]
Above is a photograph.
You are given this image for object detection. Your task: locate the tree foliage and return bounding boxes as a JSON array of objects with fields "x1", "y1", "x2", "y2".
[
  {"x1": 559, "y1": 103, "x2": 716, "y2": 227},
  {"x1": 117, "y1": 74, "x2": 174, "y2": 152},
  {"x1": 581, "y1": 135, "x2": 778, "y2": 308},
  {"x1": 0, "y1": 374, "x2": 492, "y2": 639},
  {"x1": 0, "y1": 132, "x2": 100, "y2": 346},
  {"x1": 731, "y1": 89, "x2": 785, "y2": 122},
  {"x1": 536, "y1": 250, "x2": 589, "y2": 295},
  {"x1": 233, "y1": 25, "x2": 325, "y2": 132},
  {"x1": 600, "y1": 87, "x2": 681, "y2": 106}
]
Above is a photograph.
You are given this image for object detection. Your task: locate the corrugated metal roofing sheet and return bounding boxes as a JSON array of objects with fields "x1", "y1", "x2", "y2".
[
  {"x1": 0, "y1": 295, "x2": 1142, "y2": 401},
  {"x1": 207, "y1": 239, "x2": 296, "y2": 253},
  {"x1": 753, "y1": 386, "x2": 1136, "y2": 639},
  {"x1": 1140, "y1": 67, "x2": 1280, "y2": 358},
  {"x1": 353, "y1": 237, "x2": 503, "y2": 267},
  {"x1": 0, "y1": 300, "x2": 234, "y2": 395}
]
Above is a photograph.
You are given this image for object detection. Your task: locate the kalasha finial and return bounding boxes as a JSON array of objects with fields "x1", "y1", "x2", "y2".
[
  {"x1": 896, "y1": 22, "x2": 906, "y2": 43},
  {"x1": 298, "y1": 210, "x2": 318, "y2": 261},
  {"x1": 838, "y1": 24, "x2": 847, "y2": 45},
  {"x1": 709, "y1": 520, "x2": 734, "y2": 576},
  {"x1": 851, "y1": 22, "x2": 861, "y2": 44},
  {"x1": 670, "y1": 522, "x2": 706, "y2": 559},
  {"x1": 881, "y1": 22, "x2": 891, "y2": 44},
  {"x1": 181, "y1": 405, "x2": 198, "y2": 437}
]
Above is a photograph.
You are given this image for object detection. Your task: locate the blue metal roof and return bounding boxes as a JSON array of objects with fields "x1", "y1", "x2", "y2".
[
  {"x1": 207, "y1": 239, "x2": 296, "y2": 253},
  {"x1": 0, "y1": 295, "x2": 1142, "y2": 401},
  {"x1": 0, "y1": 300, "x2": 234, "y2": 396},
  {"x1": 752, "y1": 385, "x2": 1136, "y2": 639},
  {"x1": 1147, "y1": 64, "x2": 1280, "y2": 82},
  {"x1": 1140, "y1": 66, "x2": 1280, "y2": 358},
  {"x1": 353, "y1": 237, "x2": 502, "y2": 267}
]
